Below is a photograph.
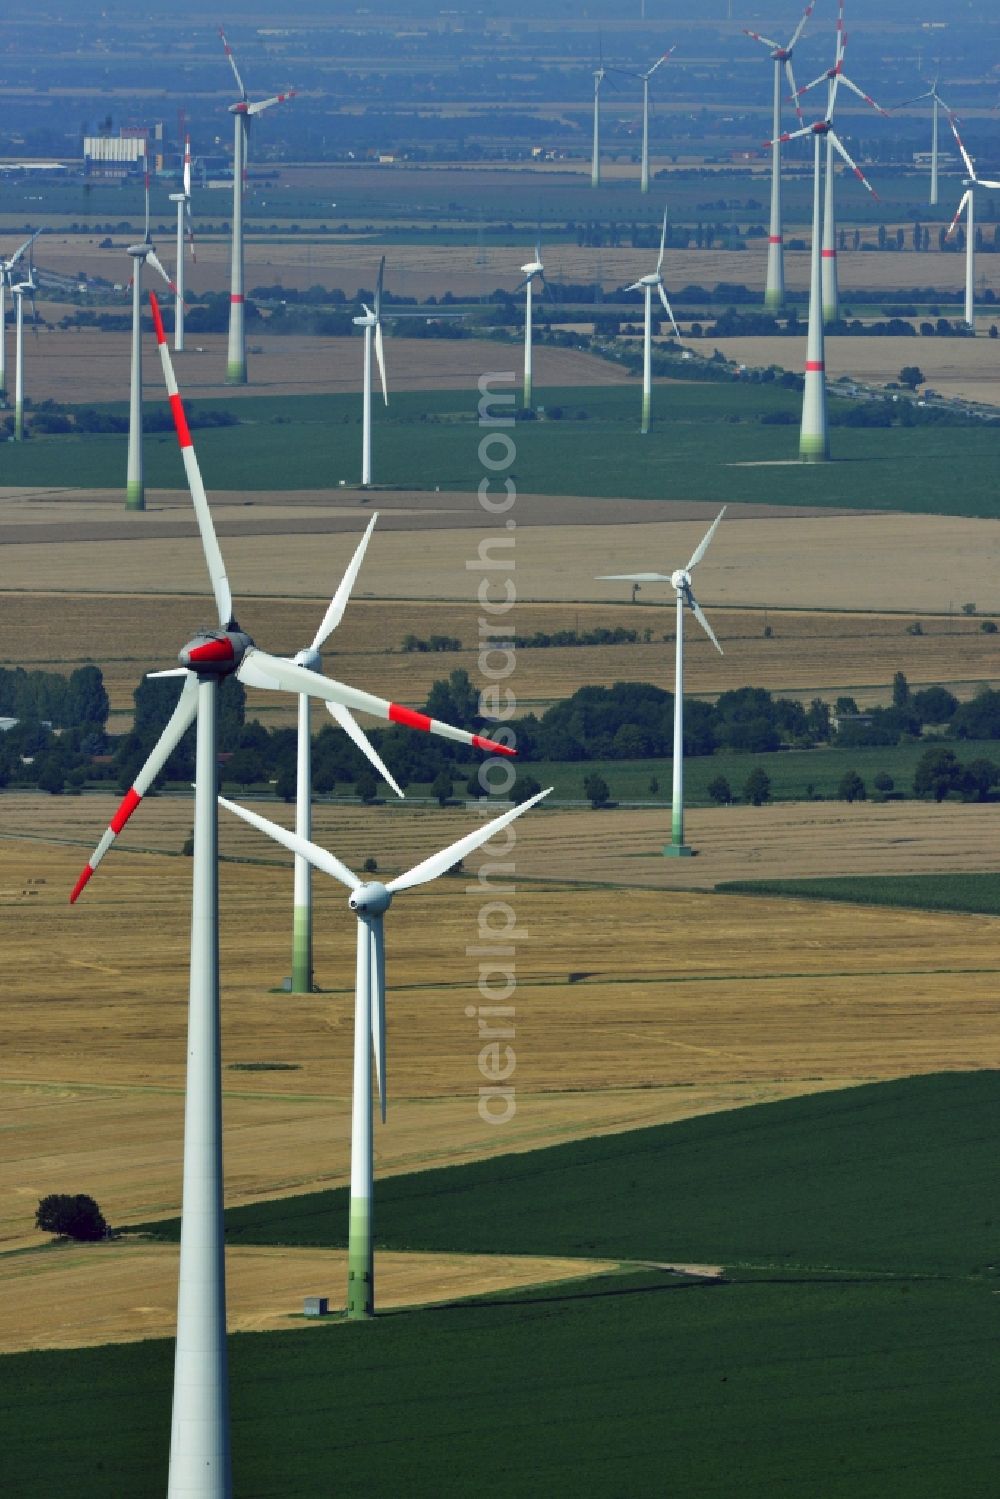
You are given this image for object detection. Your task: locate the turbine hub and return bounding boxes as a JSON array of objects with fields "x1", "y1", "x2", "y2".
[
  {"x1": 293, "y1": 646, "x2": 322, "y2": 672},
  {"x1": 178, "y1": 629, "x2": 253, "y2": 675},
  {"x1": 671, "y1": 569, "x2": 690, "y2": 592},
  {"x1": 350, "y1": 881, "x2": 392, "y2": 916}
]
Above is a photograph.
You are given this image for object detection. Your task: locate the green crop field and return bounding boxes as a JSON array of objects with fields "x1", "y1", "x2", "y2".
[
  {"x1": 137, "y1": 1073, "x2": 999, "y2": 1278},
  {"x1": 717, "y1": 871, "x2": 1000, "y2": 916},
  {"x1": 7, "y1": 381, "x2": 1000, "y2": 517},
  {"x1": 3, "y1": 1073, "x2": 996, "y2": 1498}
]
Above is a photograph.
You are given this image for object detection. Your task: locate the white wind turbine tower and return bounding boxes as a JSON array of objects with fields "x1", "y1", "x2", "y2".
[
  {"x1": 591, "y1": 51, "x2": 606, "y2": 188},
  {"x1": 219, "y1": 785, "x2": 552, "y2": 1319},
  {"x1": 70, "y1": 290, "x2": 515, "y2": 1494},
  {"x1": 626, "y1": 207, "x2": 680, "y2": 435},
  {"x1": 284, "y1": 513, "x2": 405, "y2": 995},
  {"x1": 945, "y1": 115, "x2": 1000, "y2": 330},
  {"x1": 0, "y1": 229, "x2": 39, "y2": 402},
  {"x1": 599, "y1": 508, "x2": 724, "y2": 856},
  {"x1": 771, "y1": 86, "x2": 879, "y2": 461},
  {"x1": 220, "y1": 27, "x2": 295, "y2": 385},
  {"x1": 744, "y1": 2, "x2": 817, "y2": 310},
  {"x1": 168, "y1": 135, "x2": 196, "y2": 352},
  {"x1": 515, "y1": 244, "x2": 545, "y2": 409},
  {"x1": 638, "y1": 49, "x2": 674, "y2": 195},
  {"x1": 125, "y1": 170, "x2": 184, "y2": 510},
  {"x1": 354, "y1": 256, "x2": 388, "y2": 486},
  {"x1": 9, "y1": 257, "x2": 37, "y2": 444},
  {"x1": 891, "y1": 74, "x2": 952, "y2": 206},
  {"x1": 795, "y1": 5, "x2": 887, "y2": 324}
]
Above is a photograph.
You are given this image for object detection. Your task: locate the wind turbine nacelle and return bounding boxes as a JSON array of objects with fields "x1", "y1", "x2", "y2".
[
  {"x1": 670, "y1": 568, "x2": 691, "y2": 592},
  {"x1": 350, "y1": 882, "x2": 392, "y2": 916},
  {"x1": 293, "y1": 646, "x2": 322, "y2": 673},
  {"x1": 179, "y1": 630, "x2": 253, "y2": 674},
  {"x1": 126, "y1": 244, "x2": 150, "y2": 259},
  {"x1": 230, "y1": 102, "x2": 250, "y2": 115},
  {"x1": 521, "y1": 262, "x2": 543, "y2": 277}
]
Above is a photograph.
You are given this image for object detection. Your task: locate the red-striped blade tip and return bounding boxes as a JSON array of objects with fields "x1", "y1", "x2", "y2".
[
  {"x1": 473, "y1": 734, "x2": 516, "y2": 757},
  {"x1": 70, "y1": 865, "x2": 94, "y2": 904},
  {"x1": 149, "y1": 290, "x2": 166, "y2": 344}
]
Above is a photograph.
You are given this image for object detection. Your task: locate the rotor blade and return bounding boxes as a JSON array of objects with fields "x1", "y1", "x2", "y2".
[
  {"x1": 686, "y1": 505, "x2": 726, "y2": 572},
  {"x1": 656, "y1": 207, "x2": 667, "y2": 273},
  {"x1": 374, "y1": 321, "x2": 388, "y2": 406},
  {"x1": 146, "y1": 249, "x2": 184, "y2": 302},
  {"x1": 743, "y1": 30, "x2": 781, "y2": 51},
  {"x1": 219, "y1": 26, "x2": 247, "y2": 99},
  {"x1": 657, "y1": 281, "x2": 681, "y2": 339},
  {"x1": 645, "y1": 48, "x2": 674, "y2": 80},
  {"x1": 837, "y1": 72, "x2": 888, "y2": 116},
  {"x1": 149, "y1": 291, "x2": 233, "y2": 628},
  {"x1": 624, "y1": 279, "x2": 645, "y2": 293},
  {"x1": 794, "y1": 68, "x2": 829, "y2": 99},
  {"x1": 370, "y1": 918, "x2": 386, "y2": 1123},
  {"x1": 686, "y1": 589, "x2": 723, "y2": 655},
  {"x1": 374, "y1": 254, "x2": 385, "y2": 319},
  {"x1": 185, "y1": 201, "x2": 197, "y2": 263},
  {"x1": 598, "y1": 572, "x2": 672, "y2": 582},
  {"x1": 183, "y1": 136, "x2": 192, "y2": 198},
  {"x1": 948, "y1": 113, "x2": 975, "y2": 179},
  {"x1": 70, "y1": 676, "x2": 198, "y2": 902},
  {"x1": 386, "y1": 786, "x2": 552, "y2": 895},
  {"x1": 143, "y1": 170, "x2": 150, "y2": 242},
  {"x1": 236, "y1": 649, "x2": 516, "y2": 757},
  {"x1": 786, "y1": 0, "x2": 815, "y2": 54},
  {"x1": 784, "y1": 59, "x2": 803, "y2": 121},
  {"x1": 977, "y1": 178, "x2": 1000, "y2": 190},
  {"x1": 890, "y1": 92, "x2": 934, "y2": 109},
  {"x1": 766, "y1": 124, "x2": 812, "y2": 147},
  {"x1": 947, "y1": 190, "x2": 971, "y2": 237},
  {"x1": 246, "y1": 90, "x2": 296, "y2": 117},
  {"x1": 8, "y1": 228, "x2": 40, "y2": 268},
  {"x1": 310, "y1": 513, "x2": 378, "y2": 651},
  {"x1": 218, "y1": 796, "x2": 360, "y2": 890},
  {"x1": 828, "y1": 130, "x2": 880, "y2": 200},
  {"x1": 326, "y1": 699, "x2": 405, "y2": 799}
]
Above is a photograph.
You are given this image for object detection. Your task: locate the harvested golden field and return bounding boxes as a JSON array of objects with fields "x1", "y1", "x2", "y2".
[
  {"x1": 13, "y1": 327, "x2": 629, "y2": 405},
  {"x1": 711, "y1": 332, "x2": 1000, "y2": 407},
  {"x1": 0, "y1": 1242, "x2": 615, "y2": 1354},
  {"x1": 2, "y1": 800, "x2": 998, "y2": 1254},
  {"x1": 3, "y1": 496, "x2": 999, "y2": 617},
  {"x1": 3, "y1": 591, "x2": 997, "y2": 722}
]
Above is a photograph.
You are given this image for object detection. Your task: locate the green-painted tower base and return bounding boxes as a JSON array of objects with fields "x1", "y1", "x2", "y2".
[
  {"x1": 663, "y1": 843, "x2": 694, "y2": 857},
  {"x1": 763, "y1": 291, "x2": 783, "y2": 312},
  {"x1": 125, "y1": 481, "x2": 145, "y2": 511},
  {"x1": 289, "y1": 906, "x2": 313, "y2": 995},
  {"x1": 347, "y1": 1200, "x2": 373, "y2": 1319},
  {"x1": 226, "y1": 363, "x2": 247, "y2": 386}
]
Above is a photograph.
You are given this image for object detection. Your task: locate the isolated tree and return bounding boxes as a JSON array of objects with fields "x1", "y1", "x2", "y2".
[
  {"x1": 963, "y1": 758, "x2": 1000, "y2": 803},
  {"x1": 743, "y1": 767, "x2": 771, "y2": 806},
  {"x1": 584, "y1": 773, "x2": 611, "y2": 809},
  {"x1": 356, "y1": 770, "x2": 380, "y2": 805},
  {"x1": 873, "y1": 771, "x2": 895, "y2": 794},
  {"x1": 707, "y1": 775, "x2": 732, "y2": 805},
  {"x1": 913, "y1": 746, "x2": 963, "y2": 802},
  {"x1": 891, "y1": 671, "x2": 910, "y2": 707},
  {"x1": 838, "y1": 769, "x2": 867, "y2": 803},
  {"x1": 36, "y1": 1193, "x2": 108, "y2": 1242},
  {"x1": 898, "y1": 366, "x2": 925, "y2": 390},
  {"x1": 431, "y1": 767, "x2": 454, "y2": 807}
]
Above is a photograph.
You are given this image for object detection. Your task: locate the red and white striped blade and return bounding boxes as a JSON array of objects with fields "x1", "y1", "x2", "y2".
[
  {"x1": 183, "y1": 136, "x2": 192, "y2": 198},
  {"x1": 326, "y1": 700, "x2": 405, "y2": 799},
  {"x1": 784, "y1": 59, "x2": 803, "y2": 121},
  {"x1": 947, "y1": 191, "x2": 971, "y2": 237},
  {"x1": 786, "y1": 1, "x2": 815, "y2": 54},
  {"x1": 743, "y1": 29, "x2": 781, "y2": 50},
  {"x1": 837, "y1": 72, "x2": 887, "y2": 116},
  {"x1": 219, "y1": 26, "x2": 246, "y2": 99},
  {"x1": 794, "y1": 68, "x2": 828, "y2": 99},
  {"x1": 310, "y1": 513, "x2": 378, "y2": 652},
  {"x1": 69, "y1": 675, "x2": 198, "y2": 902},
  {"x1": 237, "y1": 649, "x2": 516, "y2": 757},
  {"x1": 149, "y1": 291, "x2": 233, "y2": 629},
  {"x1": 246, "y1": 90, "x2": 296, "y2": 117},
  {"x1": 218, "y1": 796, "x2": 360, "y2": 890},
  {"x1": 386, "y1": 786, "x2": 551, "y2": 895},
  {"x1": 767, "y1": 124, "x2": 811, "y2": 147},
  {"x1": 948, "y1": 114, "x2": 975, "y2": 179},
  {"x1": 146, "y1": 249, "x2": 184, "y2": 304},
  {"x1": 829, "y1": 130, "x2": 879, "y2": 200}
]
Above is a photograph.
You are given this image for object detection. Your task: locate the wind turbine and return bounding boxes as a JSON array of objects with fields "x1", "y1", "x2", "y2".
[
  {"x1": 168, "y1": 134, "x2": 196, "y2": 352},
  {"x1": 69, "y1": 289, "x2": 514, "y2": 1493},
  {"x1": 0, "y1": 229, "x2": 39, "y2": 401},
  {"x1": 770, "y1": 89, "x2": 879, "y2": 461},
  {"x1": 125, "y1": 169, "x2": 184, "y2": 511},
  {"x1": 638, "y1": 50, "x2": 674, "y2": 195},
  {"x1": 514, "y1": 244, "x2": 545, "y2": 409},
  {"x1": 795, "y1": 8, "x2": 887, "y2": 323},
  {"x1": 744, "y1": 2, "x2": 817, "y2": 310},
  {"x1": 220, "y1": 27, "x2": 295, "y2": 385},
  {"x1": 599, "y1": 509, "x2": 724, "y2": 857},
  {"x1": 284, "y1": 513, "x2": 405, "y2": 995},
  {"x1": 9, "y1": 257, "x2": 37, "y2": 444},
  {"x1": 625, "y1": 207, "x2": 680, "y2": 435},
  {"x1": 592, "y1": 49, "x2": 606, "y2": 188},
  {"x1": 218, "y1": 784, "x2": 552, "y2": 1319},
  {"x1": 354, "y1": 256, "x2": 388, "y2": 486},
  {"x1": 945, "y1": 115, "x2": 1000, "y2": 330},
  {"x1": 890, "y1": 75, "x2": 952, "y2": 206}
]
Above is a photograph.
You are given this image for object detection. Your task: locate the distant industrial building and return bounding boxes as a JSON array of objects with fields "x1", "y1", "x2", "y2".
[{"x1": 83, "y1": 124, "x2": 166, "y2": 179}]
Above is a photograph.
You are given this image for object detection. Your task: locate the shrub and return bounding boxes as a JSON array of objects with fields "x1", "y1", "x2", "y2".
[
  {"x1": 36, "y1": 1193, "x2": 108, "y2": 1241},
  {"x1": 838, "y1": 769, "x2": 867, "y2": 803},
  {"x1": 981, "y1": 620, "x2": 998, "y2": 634}
]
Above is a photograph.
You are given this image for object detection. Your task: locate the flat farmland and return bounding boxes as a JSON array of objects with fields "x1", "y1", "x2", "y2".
[
  {"x1": 0, "y1": 1241, "x2": 614, "y2": 1354},
  {"x1": 3, "y1": 592, "x2": 998, "y2": 722},
  {"x1": 3, "y1": 808, "x2": 998, "y2": 1257},
  {"x1": 711, "y1": 332, "x2": 1000, "y2": 407},
  {"x1": 12, "y1": 327, "x2": 629, "y2": 406}
]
